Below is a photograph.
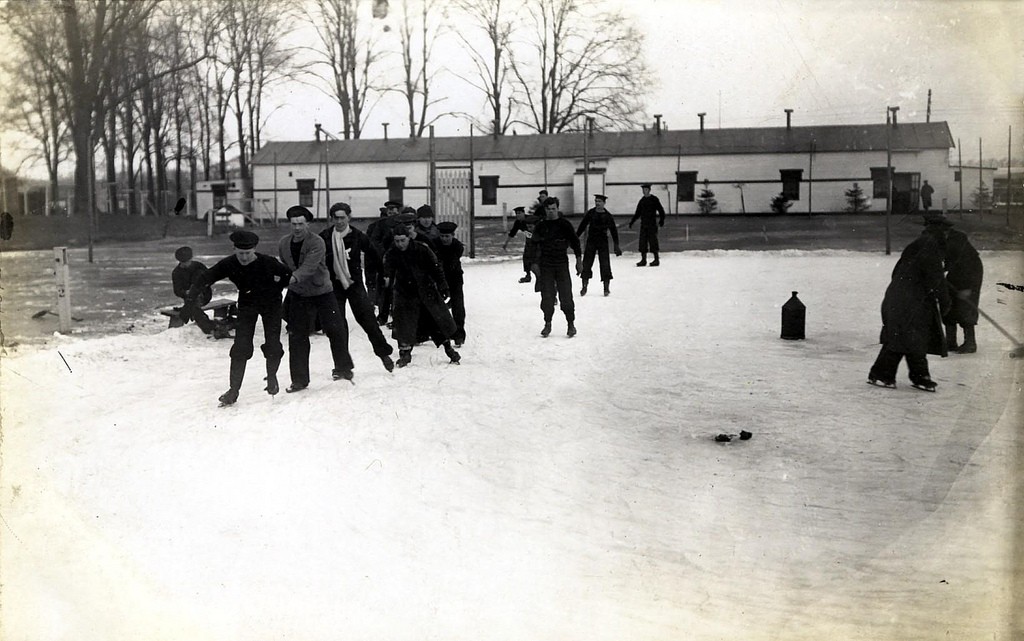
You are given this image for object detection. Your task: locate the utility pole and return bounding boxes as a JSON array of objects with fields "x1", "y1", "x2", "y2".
[
  {"x1": 0, "y1": 138, "x2": 6, "y2": 212},
  {"x1": 884, "y1": 107, "x2": 894, "y2": 255},
  {"x1": 957, "y1": 138, "x2": 963, "y2": 214},
  {"x1": 926, "y1": 89, "x2": 931, "y2": 123},
  {"x1": 1007, "y1": 126, "x2": 1013, "y2": 226}
]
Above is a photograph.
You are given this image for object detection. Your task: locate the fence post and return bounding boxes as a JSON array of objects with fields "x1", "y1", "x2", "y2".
[{"x1": 53, "y1": 246, "x2": 72, "y2": 333}]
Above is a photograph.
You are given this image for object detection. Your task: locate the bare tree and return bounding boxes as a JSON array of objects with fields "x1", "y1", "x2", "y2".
[
  {"x1": 509, "y1": 0, "x2": 649, "y2": 133},
  {"x1": 393, "y1": 0, "x2": 446, "y2": 138},
  {"x1": 309, "y1": 0, "x2": 388, "y2": 140},
  {"x1": 451, "y1": 0, "x2": 518, "y2": 135}
]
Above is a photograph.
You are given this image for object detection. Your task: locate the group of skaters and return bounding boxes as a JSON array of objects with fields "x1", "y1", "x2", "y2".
[
  {"x1": 503, "y1": 183, "x2": 667, "y2": 337},
  {"x1": 867, "y1": 210, "x2": 984, "y2": 392},
  {"x1": 172, "y1": 201, "x2": 466, "y2": 406}
]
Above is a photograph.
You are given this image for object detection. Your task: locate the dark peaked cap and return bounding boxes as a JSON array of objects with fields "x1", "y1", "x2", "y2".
[{"x1": 230, "y1": 230, "x2": 259, "y2": 249}]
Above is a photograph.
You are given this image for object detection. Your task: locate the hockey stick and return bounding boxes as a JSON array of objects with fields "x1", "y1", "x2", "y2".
[{"x1": 957, "y1": 293, "x2": 1024, "y2": 358}]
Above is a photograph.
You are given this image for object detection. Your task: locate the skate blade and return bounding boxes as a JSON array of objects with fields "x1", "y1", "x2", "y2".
[{"x1": 867, "y1": 379, "x2": 897, "y2": 389}]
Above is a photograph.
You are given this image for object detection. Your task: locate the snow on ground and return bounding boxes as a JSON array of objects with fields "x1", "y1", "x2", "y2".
[{"x1": 2, "y1": 250, "x2": 1023, "y2": 641}]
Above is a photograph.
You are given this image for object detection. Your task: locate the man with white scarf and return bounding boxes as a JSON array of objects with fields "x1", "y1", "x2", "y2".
[{"x1": 320, "y1": 202, "x2": 396, "y2": 372}]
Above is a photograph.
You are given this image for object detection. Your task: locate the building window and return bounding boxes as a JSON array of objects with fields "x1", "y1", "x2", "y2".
[
  {"x1": 296, "y1": 179, "x2": 315, "y2": 207},
  {"x1": 480, "y1": 175, "x2": 499, "y2": 205},
  {"x1": 676, "y1": 171, "x2": 697, "y2": 202},
  {"x1": 387, "y1": 177, "x2": 405, "y2": 205},
  {"x1": 780, "y1": 169, "x2": 802, "y2": 200},
  {"x1": 870, "y1": 167, "x2": 891, "y2": 198},
  {"x1": 954, "y1": 170, "x2": 961, "y2": 182}
]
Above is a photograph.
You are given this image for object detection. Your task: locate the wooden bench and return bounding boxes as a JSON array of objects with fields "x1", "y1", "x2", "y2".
[{"x1": 160, "y1": 297, "x2": 238, "y2": 327}]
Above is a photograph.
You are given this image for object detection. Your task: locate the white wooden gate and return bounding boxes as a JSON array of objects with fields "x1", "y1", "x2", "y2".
[{"x1": 434, "y1": 166, "x2": 473, "y2": 252}]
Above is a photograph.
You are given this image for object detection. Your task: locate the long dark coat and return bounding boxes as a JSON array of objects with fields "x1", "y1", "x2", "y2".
[
  {"x1": 879, "y1": 228, "x2": 951, "y2": 356},
  {"x1": 943, "y1": 229, "x2": 983, "y2": 325},
  {"x1": 383, "y1": 242, "x2": 456, "y2": 345}
]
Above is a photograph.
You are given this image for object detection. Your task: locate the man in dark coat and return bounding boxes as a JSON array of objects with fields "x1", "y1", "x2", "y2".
[
  {"x1": 414, "y1": 204, "x2": 442, "y2": 246},
  {"x1": 435, "y1": 221, "x2": 466, "y2": 346},
  {"x1": 171, "y1": 246, "x2": 217, "y2": 334},
  {"x1": 941, "y1": 223, "x2": 984, "y2": 353},
  {"x1": 629, "y1": 183, "x2": 666, "y2": 266},
  {"x1": 277, "y1": 205, "x2": 355, "y2": 391},
  {"x1": 383, "y1": 224, "x2": 461, "y2": 367},
  {"x1": 920, "y1": 180, "x2": 935, "y2": 211},
  {"x1": 367, "y1": 200, "x2": 402, "y2": 318},
  {"x1": 320, "y1": 202, "x2": 395, "y2": 372},
  {"x1": 187, "y1": 230, "x2": 291, "y2": 405},
  {"x1": 503, "y1": 206, "x2": 541, "y2": 283},
  {"x1": 532, "y1": 196, "x2": 582, "y2": 337},
  {"x1": 576, "y1": 194, "x2": 622, "y2": 296},
  {"x1": 867, "y1": 218, "x2": 952, "y2": 392}
]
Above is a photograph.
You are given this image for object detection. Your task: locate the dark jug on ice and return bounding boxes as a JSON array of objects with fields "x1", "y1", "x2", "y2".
[{"x1": 781, "y1": 291, "x2": 805, "y2": 340}]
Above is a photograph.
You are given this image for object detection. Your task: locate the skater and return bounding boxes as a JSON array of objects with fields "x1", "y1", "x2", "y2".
[
  {"x1": 278, "y1": 205, "x2": 355, "y2": 391},
  {"x1": 414, "y1": 204, "x2": 442, "y2": 246},
  {"x1": 529, "y1": 189, "x2": 548, "y2": 217},
  {"x1": 171, "y1": 246, "x2": 218, "y2": 335},
  {"x1": 367, "y1": 200, "x2": 403, "y2": 318},
  {"x1": 629, "y1": 183, "x2": 666, "y2": 266},
  {"x1": 320, "y1": 202, "x2": 396, "y2": 372},
  {"x1": 920, "y1": 180, "x2": 935, "y2": 212},
  {"x1": 867, "y1": 216, "x2": 951, "y2": 392},
  {"x1": 939, "y1": 217, "x2": 983, "y2": 354},
  {"x1": 532, "y1": 196, "x2": 582, "y2": 337},
  {"x1": 503, "y1": 206, "x2": 541, "y2": 283},
  {"x1": 576, "y1": 194, "x2": 622, "y2": 296},
  {"x1": 435, "y1": 221, "x2": 466, "y2": 346},
  {"x1": 187, "y1": 230, "x2": 291, "y2": 406},
  {"x1": 382, "y1": 224, "x2": 461, "y2": 367}
]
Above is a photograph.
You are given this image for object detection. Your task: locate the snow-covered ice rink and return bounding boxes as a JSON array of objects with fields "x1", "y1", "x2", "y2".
[{"x1": 2, "y1": 250, "x2": 1022, "y2": 640}]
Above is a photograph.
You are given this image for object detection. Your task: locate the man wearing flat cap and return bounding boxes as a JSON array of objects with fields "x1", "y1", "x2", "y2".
[
  {"x1": 435, "y1": 220, "x2": 466, "y2": 346},
  {"x1": 278, "y1": 205, "x2": 356, "y2": 391},
  {"x1": 629, "y1": 183, "x2": 666, "y2": 266},
  {"x1": 187, "y1": 230, "x2": 292, "y2": 405},
  {"x1": 171, "y1": 245, "x2": 217, "y2": 334},
  {"x1": 415, "y1": 204, "x2": 441, "y2": 245},
  {"x1": 320, "y1": 202, "x2": 396, "y2": 371},
  {"x1": 532, "y1": 196, "x2": 582, "y2": 337},
  {"x1": 576, "y1": 194, "x2": 621, "y2": 296}
]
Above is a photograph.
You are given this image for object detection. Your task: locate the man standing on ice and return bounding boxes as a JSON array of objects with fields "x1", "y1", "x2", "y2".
[
  {"x1": 629, "y1": 183, "x2": 666, "y2": 266},
  {"x1": 576, "y1": 194, "x2": 621, "y2": 296},
  {"x1": 382, "y1": 224, "x2": 461, "y2": 367},
  {"x1": 187, "y1": 230, "x2": 291, "y2": 406},
  {"x1": 320, "y1": 202, "x2": 395, "y2": 372},
  {"x1": 532, "y1": 196, "x2": 582, "y2": 337},
  {"x1": 278, "y1": 205, "x2": 355, "y2": 391},
  {"x1": 867, "y1": 215, "x2": 952, "y2": 392}
]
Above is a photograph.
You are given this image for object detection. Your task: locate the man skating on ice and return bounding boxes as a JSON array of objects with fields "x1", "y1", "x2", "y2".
[
  {"x1": 278, "y1": 205, "x2": 355, "y2": 391},
  {"x1": 504, "y1": 205, "x2": 541, "y2": 283},
  {"x1": 629, "y1": 183, "x2": 666, "y2": 266},
  {"x1": 435, "y1": 221, "x2": 466, "y2": 346},
  {"x1": 382, "y1": 224, "x2": 461, "y2": 367},
  {"x1": 532, "y1": 196, "x2": 582, "y2": 337},
  {"x1": 320, "y1": 202, "x2": 396, "y2": 372},
  {"x1": 576, "y1": 194, "x2": 621, "y2": 296},
  {"x1": 187, "y1": 230, "x2": 291, "y2": 406}
]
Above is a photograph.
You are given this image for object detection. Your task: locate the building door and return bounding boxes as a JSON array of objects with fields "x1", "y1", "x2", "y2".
[
  {"x1": 433, "y1": 165, "x2": 473, "y2": 254},
  {"x1": 893, "y1": 172, "x2": 920, "y2": 214}
]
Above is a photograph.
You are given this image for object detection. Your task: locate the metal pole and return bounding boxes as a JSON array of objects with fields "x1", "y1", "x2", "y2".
[
  {"x1": 979, "y1": 138, "x2": 983, "y2": 213},
  {"x1": 958, "y1": 138, "x2": 963, "y2": 214},
  {"x1": 325, "y1": 140, "x2": 331, "y2": 213},
  {"x1": 583, "y1": 119, "x2": 589, "y2": 216},
  {"x1": 273, "y1": 151, "x2": 278, "y2": 224},
  {"x1": 468, "y1": 124, "x2": 475, "y2": 259},
  {"x1": 1008, "y1": 126, "x2": 1013, "y2": 226},
  {"x1": 88, "y1": 144, "x2": 95, "y2": 263},
  {"x1": 808, "y1": 140, "x2": 814, "y2": 216},
  {"x1": 885, "y1": 108, "x2": 892, "y2": 255},
  {"x1": 54, "y1": 246, "x2": 72, "y2": 333}
]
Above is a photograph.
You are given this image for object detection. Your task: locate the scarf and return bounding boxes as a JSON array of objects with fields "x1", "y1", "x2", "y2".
[{"x1": 331, "y1": 227, "x2": 353, "y2": 290}]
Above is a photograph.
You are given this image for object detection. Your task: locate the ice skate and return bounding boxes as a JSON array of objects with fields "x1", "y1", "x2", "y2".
[
  {"x1": 867, "y1": 376, "x2": 896, "y2": 389},
  {"x1": 636, "y1": 258, "x2": 647, "y2": 267},
  {"x1": 443, "y1": 342, "x2": 461, "y2": 364},
  {"x1": 518, "y1": 274, "x2": 531, "y2": 283},
  {"x1": 332, "y1": 368, "x2": 354, "y2": 382},
  {"x1": 396, "y1": 349, "x2": 412, "y2": 368},
  {"x1": 566, "y1": 322, "x2": 577, "y2": 338},
  {"x1": 603, "y1": 281, "x2": 610, "y2": 296},
  {"x1": 580, "y1": 279, "x2": 589, "y2": 296},
  {"x1": 285, "y1": 383, "x2": 307, "y2": 393},
  {"x1": 380, "y1": 354, "x2": 395, "y2": 372},
  {"x1": 218, "y1": 389, "x2": 239, "y2": 406},
  {"x1": 650, "y1": 258, "x2": 660, "y2": 267},
  {"x1": 910, "y1": 377, "x2": 937, "y2": 392},
  {"x1": 541, "y1": 321, "x2": 552, "y2": 337}
]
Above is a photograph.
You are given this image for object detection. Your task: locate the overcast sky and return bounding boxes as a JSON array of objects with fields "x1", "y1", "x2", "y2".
[
  {"x1": 270, "y1": 0, "x2": 1022, "y2": 163},
  {"x1": 1, "y1": 0, "x2": 1021, "y2": 180}
]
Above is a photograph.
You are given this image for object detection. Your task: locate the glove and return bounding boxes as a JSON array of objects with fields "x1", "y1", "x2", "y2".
[
  {"x1": 614, "y1": 246, "x2": 622, "y2": 256},
  {"x1": 575, "y1": 259, "x2": 582, "y2": 276}
]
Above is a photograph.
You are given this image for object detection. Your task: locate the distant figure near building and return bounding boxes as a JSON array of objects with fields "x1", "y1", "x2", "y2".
[
  {"x1": 629, "y1": 183, "x2": 666, "y2": 266},
  {"x1": 0, "y1": 211, "x2": 13, "y2": 241},
  {"x1": 867, "y1": 215, "x2": 952, "y2": 392},
  {"x1": 920, "y1": 180, "x2": 935, "y2": 212},
  {"x1": 576, "y1": 194, "x2": 621, "y2": 296}
]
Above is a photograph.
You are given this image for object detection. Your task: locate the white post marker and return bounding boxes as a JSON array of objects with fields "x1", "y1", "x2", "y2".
[{"x1": 53, "y1": 246, "x2": 71, "y2": 333}]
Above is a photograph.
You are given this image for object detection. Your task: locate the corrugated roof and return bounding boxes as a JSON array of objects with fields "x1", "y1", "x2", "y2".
[{"x1": 252, "y1": 121, "x2": 955, "y2": 166}]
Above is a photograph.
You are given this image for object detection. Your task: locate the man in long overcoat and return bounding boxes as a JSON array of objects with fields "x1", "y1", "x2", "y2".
[
  {"x1": 942, "y1": 224, "x2": 983, "y2": 353},
  {"x1": 868, "y1": 218, "x2": 952, "y2": 391},
  {"x1": 576, "y1": 194, "x2": 622, "y2": 296},
  {"x1": 383, "y1": 224, "x2": 461, "y2": 367}
]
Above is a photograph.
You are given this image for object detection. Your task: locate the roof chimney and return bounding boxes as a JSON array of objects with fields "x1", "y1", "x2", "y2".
[
  {"x1": 698, "y1": 112, "x2": 706, "y2": 132},
  {"x1": 382, "y1": 122, "x2": 389, "y2": 141},
  {"x1": 890, "y1": 106, "x2": 899, "y2": 126},
  {"x1": 784, "y1": 109, "x2": 793, "y2": 130},
  {"x1": 654, "y1": 114, "x2": 663, "y2": 136},
  {"x1": 314, "y1": 122, "x2": 322, "y2": 142}
]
